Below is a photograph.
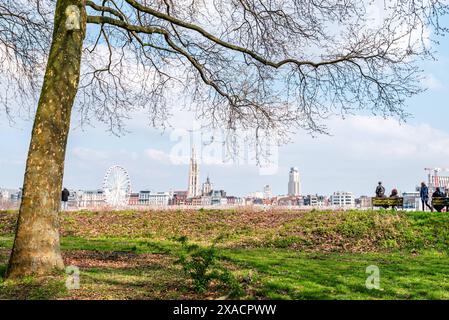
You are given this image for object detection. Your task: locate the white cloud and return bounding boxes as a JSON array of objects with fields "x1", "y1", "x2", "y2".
[{"x1": 306, "y1": 115, "x2": 449, "y2": 160}]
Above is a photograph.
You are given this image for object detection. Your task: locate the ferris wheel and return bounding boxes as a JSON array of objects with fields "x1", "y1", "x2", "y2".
[{"x1": 102, "y1": 165, "x2": 132, "y2": 207}]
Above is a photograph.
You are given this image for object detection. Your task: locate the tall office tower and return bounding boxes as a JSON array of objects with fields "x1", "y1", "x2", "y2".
[
  {"x1": 187, "y1": 146, "x2": 200, "y2": 198},
  {"x1": 202, "y1": 175, "x2": 212, "y2": 196},
  {"x1": 288, "y1": 167, "x2": 301, "y2": 196}
]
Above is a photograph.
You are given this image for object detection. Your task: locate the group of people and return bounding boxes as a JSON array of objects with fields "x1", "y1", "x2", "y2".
[
  {"x1": 375, "y1": 182, "x2": 400, "y2": 209},
  {"x1": 421, "y1": 182, "x2": 448, "y2": 212},
  {"x1": 375, "y1": 181, "x2": 448, "y2": 212}
]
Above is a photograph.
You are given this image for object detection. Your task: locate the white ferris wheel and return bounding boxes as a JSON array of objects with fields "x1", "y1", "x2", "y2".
[{"x1": 102, "y1": 165, "x2": 132, "y2": 207}]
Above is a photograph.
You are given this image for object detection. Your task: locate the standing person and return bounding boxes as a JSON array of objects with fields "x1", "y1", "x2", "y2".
[
  {"x1": 375, "y1": 182, "x2": 386, "y2": 198},
  {"x1": 420, "y1": 182, "x2": 433, "y2": 212},
  {"x1": 61, "y1": 188, "x2": 70, "y2": 211}
]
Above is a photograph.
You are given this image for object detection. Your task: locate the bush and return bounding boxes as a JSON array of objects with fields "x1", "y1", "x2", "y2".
[{"x1": 174, "y1": 236, "x2": 243, "y2": 297}]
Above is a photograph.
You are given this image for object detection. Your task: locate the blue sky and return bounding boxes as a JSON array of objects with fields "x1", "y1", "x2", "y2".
[{"x1": 1, "y1": 20, "x2": 449, "y2": 197}]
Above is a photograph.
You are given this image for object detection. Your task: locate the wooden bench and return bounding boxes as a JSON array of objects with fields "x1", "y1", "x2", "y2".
[
  {"x1": 372, "y1": 197, "x2": 404, "y2": 209},
  {"x1": 431, "y1": 197, "x2": 449, "y2": 212}
]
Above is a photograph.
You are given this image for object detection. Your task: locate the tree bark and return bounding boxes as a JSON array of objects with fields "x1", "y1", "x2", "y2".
[{"x1": 6, "y1": 0, "x2": 86, "y2": 278}]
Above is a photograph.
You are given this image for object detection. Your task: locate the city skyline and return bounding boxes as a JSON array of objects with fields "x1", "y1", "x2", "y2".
[
  {"x1": 0, "y1": 128, "x2": 442, "y2": 197},
  {"x1": 1, "y1": 28, "x2": 449, "y2": 197},
  {"x1": 1, "y1": 0, "x2": 448, "y2": 300},
  {"x1": 0, "y1": 156, "x2": 440, "y2": 199}
]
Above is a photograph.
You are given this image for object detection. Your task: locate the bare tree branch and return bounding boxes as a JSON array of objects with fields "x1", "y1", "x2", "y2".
[{"x1": 1, "y1": 0, "x2": 448, "y2": 140}]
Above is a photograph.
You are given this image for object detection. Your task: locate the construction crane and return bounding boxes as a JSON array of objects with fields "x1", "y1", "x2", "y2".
[{"x1": 424, "y1": 168, "x2": 449, "y2": 191}]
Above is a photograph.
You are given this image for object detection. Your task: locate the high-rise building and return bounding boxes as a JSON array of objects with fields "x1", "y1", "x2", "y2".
[
  {"x1": 187, "y1": 146, "x2": 200, "y2": 198},
  {"x1": 202, "y1": 175, "x2": 212, "y2": 196},
  {"x1": 288, "y1": 167, "x2": 301, "y2": 196}
]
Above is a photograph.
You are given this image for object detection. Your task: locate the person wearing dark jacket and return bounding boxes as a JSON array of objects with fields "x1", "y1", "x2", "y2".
[
  {"x1": 420, "y1": 182, "x2": 433, "y2": 212},
  {"x1": 432, "y1": 187, "x2": 445, "y2": 212},
  {"x1": 433, "y1": 187, "x2": 445, "y2": 198},
  {"x1": 389, "y1": 189, "x2": 399, "y2": 210},
  {"x1": 375, "y1": 182, "x2": 386, "y2": 198},
  {"x1": 61, "y1": 188, "x2": 70, "y2": 211}
]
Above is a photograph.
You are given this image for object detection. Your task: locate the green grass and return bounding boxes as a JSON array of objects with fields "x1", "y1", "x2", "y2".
[
  {"x1": 2, "y1": 235, "x2": 448, "y2": 300},
  {"x1": 0, "y1": 235, "x2": 13, "y2": 248},
  {"x1": 2, "y1": 209, "x2": 449, "y2": 252},
  {"x1": 1, "y1": 209, "x2": 449, "y2": 299},
  {"x1": 223, "y1": 249, "x2": 449, "y2": 300},
  {"x1": 0, "y1": 275, "x2": 68, "y2": 300},
  {"x1": 76, "y1": 266, "x2": 194, "y2": 300},
  {"x1": 60, "y1": 236, "x2": 174, "y2": 254}
]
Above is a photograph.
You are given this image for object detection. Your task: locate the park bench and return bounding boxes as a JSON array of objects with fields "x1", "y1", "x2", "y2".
[
  {"x1": 431, "y1": 197, "x2": 449, "y2": 212},
  {"x1": 372, "y1": 197, "x2": 404, "y2": 210}
]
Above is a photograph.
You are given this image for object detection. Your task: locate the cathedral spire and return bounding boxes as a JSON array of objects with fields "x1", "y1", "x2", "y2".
[{"x1": 187, "y1": 145, "x2": 200, "y2": 198}]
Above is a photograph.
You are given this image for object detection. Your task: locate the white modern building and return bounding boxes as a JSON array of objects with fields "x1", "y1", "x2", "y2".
[
  {"x1": 139, "y1": 191, "x2": 151, "y2": 205},
  {"x1": 288, "y1": 167, "x2": 301, "y2": 196},
  {"x1": 330, "y1": 192, "x2": 355, "y2": 208},
  {"x1": 148, "y1": 192, "x2": 170, "y2": 206},
  {"x1": 76, "y1": 190, "x2": 105, "y2": 208},
  {"x1": 139, "y1": 191, "x2": 170, "y2": 206}
]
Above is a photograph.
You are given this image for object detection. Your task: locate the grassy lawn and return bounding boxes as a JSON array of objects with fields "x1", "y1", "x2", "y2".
[
  {"x1": 225, "y1": 249, "x2": 449, "y2": 300},
  {"x1": 0, "y1": 209, "x2": 449, "y2": 300}
]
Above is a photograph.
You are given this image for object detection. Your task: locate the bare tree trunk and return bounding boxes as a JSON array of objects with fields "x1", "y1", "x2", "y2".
[{"x1": 6, "y1": 0, "x2": 86, "y2": 278}]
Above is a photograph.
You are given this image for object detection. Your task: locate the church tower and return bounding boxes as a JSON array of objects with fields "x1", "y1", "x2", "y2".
[
  {"x1": 202, "y1": 175, "x2": 212, "y2": 196},
  {"x1": 187, "y1": 146, "x2": 200, "y2": 198}
]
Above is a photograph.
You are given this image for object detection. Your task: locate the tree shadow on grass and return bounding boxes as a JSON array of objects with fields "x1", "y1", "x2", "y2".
[{"x1": 66, "y1": 265, "x2": 220, "y2": 300}]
